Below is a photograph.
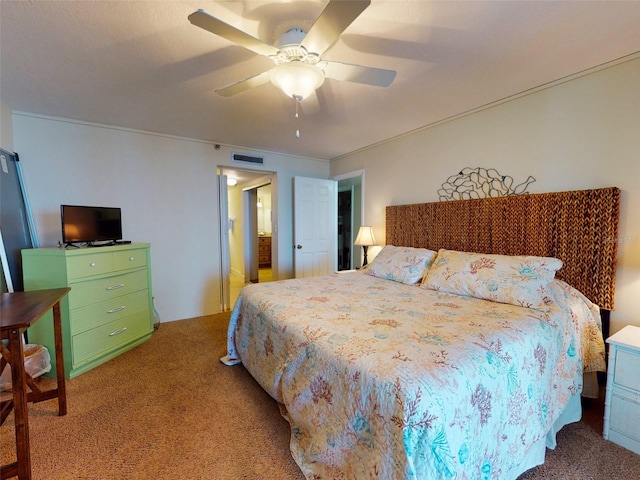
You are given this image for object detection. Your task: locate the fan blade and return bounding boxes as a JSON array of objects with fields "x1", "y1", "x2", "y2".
[
  {"x1": 188, "y1": 10, "x2": 279, "y2": 58},
  {"x1": 215, "y1": 70, "x2": 272, "y2": 97},
  {"x1": 323, "y1": 61, "x2": 396, "y2": 87},
  {"x1": 301, "y1": 0, "x2": 370, "y2": 56},
  {"x1": 300, "y1": 91, "x2": 320, "y2": 115}
]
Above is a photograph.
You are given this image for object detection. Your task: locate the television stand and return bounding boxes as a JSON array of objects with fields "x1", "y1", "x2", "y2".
[
  {"x1": 61, "y1": 240, "x2": 131, "y2": 248},
  {"x1": 85, "y1": 240, "x2": 132, "y2": 248}
]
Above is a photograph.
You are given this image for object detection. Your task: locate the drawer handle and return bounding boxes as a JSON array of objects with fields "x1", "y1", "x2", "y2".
[
  {"x1": 90, "y1": 262, "x2": 97, "y2": 267},
  {"x1": 109, "y1": 327, "x2": 127, "y2": 336},
  {"x1": 107, "y1": 305, "x2": 126, "y2": 314},
  {"x1": 106, "y1": 283, "x2": 125, "y2": 290},
  {"x1": 129, "y1": 256, "x2": 135, "y2": 261}
]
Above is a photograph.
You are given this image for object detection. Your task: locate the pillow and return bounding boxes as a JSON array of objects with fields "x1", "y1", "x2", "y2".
[
  {"x1": 364, "y1": 245, "x2": 437, "y2": 285},
  {"x1": 421, "y1": 249, "x2": 563, "y2": 310}
]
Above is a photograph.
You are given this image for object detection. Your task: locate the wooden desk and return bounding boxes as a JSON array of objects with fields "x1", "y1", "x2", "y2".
[{"x1": 1, "y1": 288, "x2": 70, "y2": 480}]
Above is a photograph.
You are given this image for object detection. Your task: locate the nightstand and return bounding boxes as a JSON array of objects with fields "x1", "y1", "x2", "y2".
[{"x1": 603, "y1": 325, "x2": 640, "y2": 454}]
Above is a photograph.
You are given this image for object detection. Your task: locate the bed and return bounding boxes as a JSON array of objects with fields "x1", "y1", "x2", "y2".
[{"x1": 224, "y1": 187, "x2": 620, "y2": 479}]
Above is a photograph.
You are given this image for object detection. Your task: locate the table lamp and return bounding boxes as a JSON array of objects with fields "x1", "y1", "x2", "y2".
[{"x1": 354, "y1": 226, "x2": 377, "y2": 266}]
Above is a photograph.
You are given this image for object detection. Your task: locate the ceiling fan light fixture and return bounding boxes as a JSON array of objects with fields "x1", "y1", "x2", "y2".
[{"x1": 269, "y1": 62, "x2": 325, "y2": 101}]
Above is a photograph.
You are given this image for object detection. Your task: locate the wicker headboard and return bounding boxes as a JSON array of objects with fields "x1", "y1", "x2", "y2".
[{"x1": 386, "y1": 187, "x2": 620, "y2": 310}]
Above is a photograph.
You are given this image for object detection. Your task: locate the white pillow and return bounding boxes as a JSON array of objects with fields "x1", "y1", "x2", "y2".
[
  {"x1": 365, "y1": 245, "x2": 438, "y2": 285},
  {"x1": 421, "y1": 249, "x2": 563, "y2": 310}
]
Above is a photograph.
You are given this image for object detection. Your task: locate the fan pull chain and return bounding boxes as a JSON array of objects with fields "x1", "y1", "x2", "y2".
[{"x1": 294, "y1": 95, "x2": 301, "y2": 139}]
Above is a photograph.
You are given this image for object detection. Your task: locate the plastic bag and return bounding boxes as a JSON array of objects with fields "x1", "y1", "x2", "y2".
[{"x1": 0, "y1": 344, "x2": 52, "y2": 391}]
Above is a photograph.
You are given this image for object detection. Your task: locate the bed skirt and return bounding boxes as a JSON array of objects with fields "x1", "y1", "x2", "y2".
[{"x1": 507, "y1": 394, "x2": 582, "y2": 479}]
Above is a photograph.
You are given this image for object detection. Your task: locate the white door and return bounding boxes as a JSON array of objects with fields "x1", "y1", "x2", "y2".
[
  {"x1": 218, "y1": 174, "x2": 231, "y2": 311},
  {"x1": 293, "y1": 176, "x2": 337, "y2": 278},
  {"x1": 243, "y1": 188, "x2": 259, "y2": 283}
]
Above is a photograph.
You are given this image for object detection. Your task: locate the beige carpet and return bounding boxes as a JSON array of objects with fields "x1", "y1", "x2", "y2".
[{"x1": 2, "y1": 313, "x2": 639, "y2": 479}]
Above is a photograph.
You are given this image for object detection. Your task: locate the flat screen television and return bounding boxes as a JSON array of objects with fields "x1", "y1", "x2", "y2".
[{"x1": 61, "y1": 205, "x2": 122, "y2": 245}]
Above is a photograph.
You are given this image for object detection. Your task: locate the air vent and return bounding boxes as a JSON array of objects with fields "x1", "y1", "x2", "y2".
[{"x1": 232, "y1": 152, "x2": 264, "y2": 165}]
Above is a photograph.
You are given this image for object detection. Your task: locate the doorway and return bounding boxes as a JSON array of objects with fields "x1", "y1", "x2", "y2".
[
  {"x1": 337, "y1": 189, "x2": 353, "y2": 270},
  {"x1": 219, "y1": 167, "x2": 275, "y2": 309},
  {"x1": 334, "y1": 170, "x2": 364, "y2": 270},
  {"x1": 245, "y1": 184, "x2": 273, "y2": 283}
]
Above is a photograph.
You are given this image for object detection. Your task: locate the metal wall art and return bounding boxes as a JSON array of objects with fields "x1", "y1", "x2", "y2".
[{"x1": 438, "y1": 167, "x2": 536, "y2": 201}]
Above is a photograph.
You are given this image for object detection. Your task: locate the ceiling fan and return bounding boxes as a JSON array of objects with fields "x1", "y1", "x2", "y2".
[{"x1": 188, "y1": 0, "x2": 396, "y2": 107}]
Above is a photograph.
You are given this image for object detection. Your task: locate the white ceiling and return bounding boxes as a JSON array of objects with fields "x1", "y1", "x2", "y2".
[{"x1": 1, "y1": 1, "x2": 639, "y2": 161}]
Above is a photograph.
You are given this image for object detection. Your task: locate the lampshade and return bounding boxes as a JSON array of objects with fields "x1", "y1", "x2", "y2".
[
  {"x1": 270, "y1": 62, "x2": 325, "y2": 100},
  {"x1": 354, "y1": 226, "x2": 377, "y2": 246}
]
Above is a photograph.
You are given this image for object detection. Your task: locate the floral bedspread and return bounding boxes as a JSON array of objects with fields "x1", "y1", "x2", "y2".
[{"x1": 226, "y1": 272, "x2": 605, "y2": 479}]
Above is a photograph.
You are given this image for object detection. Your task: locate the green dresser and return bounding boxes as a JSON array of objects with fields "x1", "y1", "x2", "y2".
[{"x1": 22, "y1": 244, "x2": 153, "y2": 379}]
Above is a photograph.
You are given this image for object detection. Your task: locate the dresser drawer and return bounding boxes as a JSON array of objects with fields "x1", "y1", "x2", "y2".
[
  {"x1": 72, "y1": 311, "x2": 151, "y2": 366},
  {"x1": 613, "y1": 349, "x2": 640, "y2": 392},
  {"x1": 609, "y1": 391, "x2": 640, "y2": 442},
  {"x1": 113, "y1": 249, "x2": 147, "y2": 271},
  {"x1": 67, "y1": 251, "x2": 114, "y2": 279},
  {"x1": 68, "y1": 269, "x2": 148, "y2": 309},
  {"x1": 70, "y1": 289, "x2": 150, "y2": 335}
]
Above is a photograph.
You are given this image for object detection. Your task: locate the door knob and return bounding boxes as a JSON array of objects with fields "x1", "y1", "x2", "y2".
[{"x1": 296, "y1": 245, "x2": 302, "y2": 249}]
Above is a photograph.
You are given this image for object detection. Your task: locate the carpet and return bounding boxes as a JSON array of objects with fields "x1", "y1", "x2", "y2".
[{"x1": 2, "y1": 313, "x2": 639, "y2": 479}]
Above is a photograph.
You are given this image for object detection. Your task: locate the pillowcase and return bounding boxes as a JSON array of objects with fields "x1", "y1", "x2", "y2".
[
  {"x1": 421, "y1": 249, "x2": 563, "y2": 310},
  {"x1": 364, "y1": 245, "x2": 437, "y2": 285}
]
